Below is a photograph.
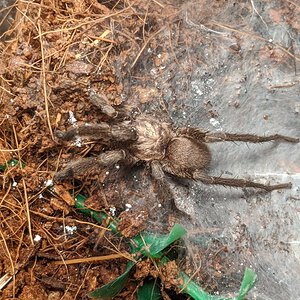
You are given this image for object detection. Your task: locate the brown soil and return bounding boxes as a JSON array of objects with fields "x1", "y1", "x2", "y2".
[{"x1": 0, "y1": 1, "x2": 188, "y2": 299}]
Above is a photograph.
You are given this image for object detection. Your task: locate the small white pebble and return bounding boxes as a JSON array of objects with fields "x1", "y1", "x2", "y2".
[
  {"x1": 158, "y1": 203, "x2": 162, "y2": 208},
  {"x1": 68, "y1": 111, "x2": 77, "y2": 126},
  {"x1": 34, "y1": 235, "x2": 42, "y2": 242},
  {"x1": 65, "y1": 225, "x2": 77, "y2": 235},
  {"x1": 115, "y1": 165, "x2": 120, "y2": 170},
  {"x1": 209, "y1": 118, "x2": 220, "y2": 128},
  {"x1": 73, "y1": 136, "x2": 82, "y2": 147},
  {"x1": 109, "y1": 206, "x2": 116, "y2": 216},
  {"x1": 125, "y1": 203, "x2": 132, "y2": 211},
  {"x1": 12, "y1": 181, "x2": 18, "y2": 187},
  {"x1": 150, "y1": 68, "x2": 158, "y2": 75},
  {"x1": 44, "y1": 179, "x2": 53, "y2": 187},
  {"x1": 105, "y1": 171, "x2": 110, "y2": 175}
]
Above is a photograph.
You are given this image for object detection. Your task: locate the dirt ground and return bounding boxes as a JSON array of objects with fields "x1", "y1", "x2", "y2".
[
  {"x1": 0, "y1": 1, "x2": 205, "y2": 299},
  {"x1": 0, "y1": 0, "x2": 299, "y2": 299}
]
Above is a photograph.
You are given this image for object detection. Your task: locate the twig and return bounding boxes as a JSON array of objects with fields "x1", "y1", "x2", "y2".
[
  {"x1": 131, "y1": 27, "x2": 165, "y2": 69},
  {"x1": 268, "y1": 81, "x2": 299, "y2": 89},
  {"x1": 0, "y1": 145, "x2": 28, "y2": 152},
  {"x1": 73, "y1": 266, "x2": 91, "y2": 298},
  {"x1": 22, "y1": 179, "x2": 34, "y2": 245},
  {"x1": 287, "y1": 0, "x2": 300, "y2": 9},
  {"x1": 0, "y1": 273, "x2": 13, "y2": 291},
  {"x1": 30, "y1": 210, "x2": 110, "y2": 230},
  {"x1": 53, "y1": 252, "x2": 132, "y2": 265},
  {"x1": 37, "y1": 2, "x2": 54, "y2": 140},
  {"x1": 0, "y1": 230, "x2": 15, "y2": 296},
  {"x1": 152, "y1": 0, "x2": 164, "y2": 8},
  {"x1": 179, "y1": 263, "x2": 202, "y2": 293},
  {"x1": 0, "y1": 4, "x2": 15, "y2": 31},
  {"x1": 11, "y1": 125, "x2": 33, "y2": 247},
  {"x1": 0, "y1": 183, "x2": 11, "y2": 207},
  {"x1": 250, "y1": 0, "x2": 268, "y2": 29},
  {"x1": 185, "y1": 11, "x2": 227, "y2": 36},
  {"x1": 0, "y1": 85, "x2": 16, "y2": 97}
]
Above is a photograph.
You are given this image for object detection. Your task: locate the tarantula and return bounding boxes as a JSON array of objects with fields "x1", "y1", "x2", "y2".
[{"x1": 54, "y1": 98, "x2": 299, "y2": 192}]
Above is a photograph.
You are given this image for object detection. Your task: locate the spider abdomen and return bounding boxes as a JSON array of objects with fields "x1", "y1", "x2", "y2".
[
  {"x1": 163, "y1": 137, "x2": 211, "y2": 178},
  {"x1": 130, "y1": 116, "x2": 173, "y2": 161}
]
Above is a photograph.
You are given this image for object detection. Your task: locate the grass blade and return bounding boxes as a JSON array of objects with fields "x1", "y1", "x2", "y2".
[
  {"x1": 137, "y1": 279, "x2": 162, "y2": 300},
  {"x1": 131, "y1": 224, "x2": 187, "y2": 258},
  {"x1": 88, "y1": 261, "x2": 135, "y2": 299}
]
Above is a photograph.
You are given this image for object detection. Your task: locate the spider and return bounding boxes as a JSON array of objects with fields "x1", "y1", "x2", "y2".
[{"x1": 54, "y1": 97, "x2": 299, "y2": 193}]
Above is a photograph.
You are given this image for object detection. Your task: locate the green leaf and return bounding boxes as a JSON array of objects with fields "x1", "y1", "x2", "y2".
[
  {"x1": 88, "y1": 261, "x2": 135, "y2": 299},
  {"x1": 137, "y1": 279, "x2": 162, "y2": 300},
  {"x1": 74, "y1": 194, "x2": 118, "y2": 233},
  {"x1": 131, "y1": 224, "x2": 187, "y2": 258},
  {"x1": 235, "y1": 268, "x2": 257, "y2": 300},
  {"x1": 148, "y1": 224, "x2": 186, "y2": 257},
  {"x1": 0, "y1": 159, "x2": 25, "y2": 171},
  {"x1": 180, "y1": 272, "x2": 226, "y2": 300},
  {"x1": 180, "y1": 268, "x2": 256, "y2": 300}
]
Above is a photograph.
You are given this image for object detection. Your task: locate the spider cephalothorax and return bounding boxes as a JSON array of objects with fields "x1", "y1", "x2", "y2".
[
  {"x1": 54, "y1": 101, "x2": 299, "y2": 192},
  {"x1": 129, "y1": 115, "x2": 173, "y2": 161}
]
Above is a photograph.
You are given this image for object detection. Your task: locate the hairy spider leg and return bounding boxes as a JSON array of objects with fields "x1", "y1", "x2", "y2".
[
  {"x1": 150, "y1": 160, "x2": 181, "y2": 211},
  {"x1": 178, "y1": 127, "x2": 299, "y2": 144},
  {"x1": 204, "y1": 132, "x2": 299, "y2": 143},
  {"x1": 55, "y1": 122, "x2": 137, "y2": 143},
  {"x1": 176, "y1": 128, "x2": 208, "y2": 141},
  {"x1": 89, "y1": 88, "x2": 117, "y2": 117},
  {"x1": 88, "y1": 86, "x2": 133, "y2": 119},
  {"x1": 151, "y1": 160, "x2": 174, "y2": 199},
  {"x1": 193, "y1": 171, "x2": 292, "y2": 191},
  {"x1": 54, "y1": 150, "x2": 127, "y2": 181}
]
